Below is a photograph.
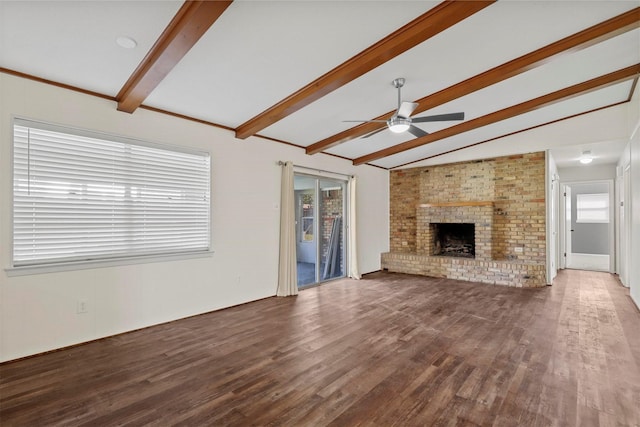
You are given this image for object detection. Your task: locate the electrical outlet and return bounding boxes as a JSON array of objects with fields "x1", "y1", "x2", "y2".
[{"x1": 77, "y1": 299, "x2": 88, "y2": 314}]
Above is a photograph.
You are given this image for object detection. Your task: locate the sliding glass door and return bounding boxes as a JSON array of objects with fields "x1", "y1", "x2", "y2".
[{"x1": 294, "y1": 174, "x2": 346, "y2": 288}]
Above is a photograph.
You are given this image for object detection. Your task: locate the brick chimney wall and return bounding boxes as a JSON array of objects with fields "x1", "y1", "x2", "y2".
[{"x1": 384, "y1": 152, "x2": 546, "y2": 287}]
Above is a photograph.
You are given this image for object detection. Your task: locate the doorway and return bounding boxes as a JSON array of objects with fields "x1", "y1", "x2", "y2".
[
  {"x1": 294, "y1": 174, "x2": 346, "y2": 288},
  {"x1": 561, "y1": 181, "x2": 614, "y2": 272}
]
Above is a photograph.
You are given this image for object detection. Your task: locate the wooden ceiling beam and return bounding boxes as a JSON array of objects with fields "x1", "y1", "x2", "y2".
[
  {"x1": 307, "y1": 7, "x2": 640, "y2": 155},
  {"x1": 353, "y1": 64, "x2": 640, "y2": 165},
  {"x1": 234, "y1": 1, "x2": 496, "y2": 140},
  {"x1": 116, "y1": 0, "x2": 233, "y2": 113},
  {"x1": 393, "y1": 78, "x2": 638, "y2": 169},
  {"x1": 391, "y1": 100, "x2": 630, "y2": 169}
]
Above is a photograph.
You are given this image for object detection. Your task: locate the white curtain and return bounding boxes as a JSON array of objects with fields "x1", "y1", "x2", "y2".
[
  {"x1": 276, "y1": 161, "x2": 298, "y2": 296},
  {"x1": 348, "y1": 176, "x2": 361, "y2": 280}
]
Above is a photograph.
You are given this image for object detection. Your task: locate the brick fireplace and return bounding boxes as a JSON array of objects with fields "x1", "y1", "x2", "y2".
[
  {"x1": 417, "y1": 202, "x2": 493, "y2": 259},
  {"x1": 382, "y1": 153, "x2": 546, "y2": 287}
]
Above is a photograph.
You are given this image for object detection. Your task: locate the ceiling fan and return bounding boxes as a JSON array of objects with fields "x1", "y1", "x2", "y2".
[{"x1": 345, "y1": 78, "x2": 465, "y2": 139}]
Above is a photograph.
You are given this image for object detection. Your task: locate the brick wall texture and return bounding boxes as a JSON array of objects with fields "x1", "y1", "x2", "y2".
[{"x1": 386, "y1": 152, "x2": 547, "y2": 287}]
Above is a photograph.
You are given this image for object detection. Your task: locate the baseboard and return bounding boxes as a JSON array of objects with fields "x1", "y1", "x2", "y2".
[
  {"x1": 361, "y1": 270, "x2": 382, "y2": 278},
  {"x1": 567, "y1": 253, "x2": 610, "y2": 272}
]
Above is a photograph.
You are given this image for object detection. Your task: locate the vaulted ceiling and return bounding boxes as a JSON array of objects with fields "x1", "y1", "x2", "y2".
[{"x1": 1, "y1": 1, "x2": 638, "y2": 169}]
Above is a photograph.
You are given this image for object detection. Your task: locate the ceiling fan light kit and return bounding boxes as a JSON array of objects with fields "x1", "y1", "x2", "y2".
[
  {"x1": 388, "y1": 117, "x2": 410, "y2": 133},
  {"x1": 346, "y1": 78, "x2": 465, "y2": 139}
]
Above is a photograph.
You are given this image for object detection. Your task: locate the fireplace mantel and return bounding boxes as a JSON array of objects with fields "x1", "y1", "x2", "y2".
[{"x1": 419, "y1": 201, "x2": 494, "y2": 208}]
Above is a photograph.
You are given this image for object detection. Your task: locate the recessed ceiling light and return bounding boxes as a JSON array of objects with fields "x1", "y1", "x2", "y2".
[{"x1": 116, "y1": 36, "x2": 137, "y2": 49}]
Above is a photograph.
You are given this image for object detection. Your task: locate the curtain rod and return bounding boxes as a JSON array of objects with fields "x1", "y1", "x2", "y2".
[{"x1": 277, "y1": 161, "x2": 354, "y2": 179}]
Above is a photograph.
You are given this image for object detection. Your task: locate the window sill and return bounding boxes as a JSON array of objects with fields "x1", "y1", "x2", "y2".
[{"x1": 5, "y1": 250, "x2": 214, "y2": 277}]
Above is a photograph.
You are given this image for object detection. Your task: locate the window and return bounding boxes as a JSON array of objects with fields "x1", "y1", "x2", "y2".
[
  {"x1": 12, "y1": 119, "x2": 210, "y2": 267},
  {"x1": 300, "y1": 190, "x2": 314, "y2": 241},
  {"x1": 576, "y1": 193, "x2": 609, "y2": 223}
]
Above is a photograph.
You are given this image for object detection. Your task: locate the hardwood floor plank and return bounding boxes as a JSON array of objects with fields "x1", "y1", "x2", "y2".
[{"x1": 1, "y1": 269, "x2": 639, "y2": 426}]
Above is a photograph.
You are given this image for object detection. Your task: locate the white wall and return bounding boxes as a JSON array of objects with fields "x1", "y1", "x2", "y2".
[
  {"x1": 558, "y1": 164, "x2": 617, "y2": 182},
  {"x1": 630, "y1": 127, "x2": 640, "y2": 308},
  {"x1": 0, "y1": 74, "x2": 389, "y2": 362},
  {"x1": 626, "y1": 83, "x2": 640, "y2": 308},
  {"x1": 617, "y1": 82, "x2": 640, "y2": 308}
]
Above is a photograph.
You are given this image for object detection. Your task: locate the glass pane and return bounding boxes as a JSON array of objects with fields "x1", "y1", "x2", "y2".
[
  {"x1": 295, "y1": 176, "x2": 316, "y2": 287},
  {"x1": 319, "y1": 179, "x2": 345, "y2": 281},
  {"x1": 576, "y1": 193, "x2": 609, "y2": 223}
]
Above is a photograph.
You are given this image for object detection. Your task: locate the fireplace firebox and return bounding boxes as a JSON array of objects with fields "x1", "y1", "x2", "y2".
[{"x1": 431, "y1": 223, "x2": 475, "y2": 258}]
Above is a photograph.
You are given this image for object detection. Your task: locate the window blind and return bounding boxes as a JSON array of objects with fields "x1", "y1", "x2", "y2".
[
  {"x1": 576, "y1": 193, "x2": 609, "y2": 223},
  {"x1": 13, "y1": 119, "x2": 211, "y2": 267}
]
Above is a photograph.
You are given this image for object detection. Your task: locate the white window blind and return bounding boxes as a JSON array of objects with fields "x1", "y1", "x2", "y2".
[
  {"x1": 576, "y1": 193, "x2": 609, "y2": 224},
  {"x1": 12, "y1": 119, "x2": 211, "y2": 267}
]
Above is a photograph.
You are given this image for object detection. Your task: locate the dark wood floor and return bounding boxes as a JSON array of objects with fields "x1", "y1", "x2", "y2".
[{"x1": 1, "y1": 269, "x2": 639, "y2": 426}]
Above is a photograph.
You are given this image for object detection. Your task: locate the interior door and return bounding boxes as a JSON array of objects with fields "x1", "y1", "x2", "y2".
[
  {"x1": 549, "y1": 175, "x2": 559, "y2": 281},
  {"x1": 563, "y1": 185, "x2": 571, "y2": 268},
  {"x1": 620, "y1": 165, "x2": 630, "y2": 286}
]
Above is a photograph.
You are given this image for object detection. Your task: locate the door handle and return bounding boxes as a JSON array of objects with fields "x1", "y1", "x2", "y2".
[{"x1": 571, "y1": 229, "x2": 574, "y2": 232}]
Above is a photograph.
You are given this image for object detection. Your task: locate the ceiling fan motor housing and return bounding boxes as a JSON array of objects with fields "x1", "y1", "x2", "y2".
[{"x1": 392, "y1": 77, "x2": 405, "y2": 88}]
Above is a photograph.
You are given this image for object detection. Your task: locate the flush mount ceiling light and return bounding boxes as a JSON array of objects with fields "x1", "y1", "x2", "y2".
[
  {"x1": 116, "y1": 35, "x2": 137, "y2": 49},
  {"x1": 579, "y1": 150, "x2": 593, "y2": 164}
]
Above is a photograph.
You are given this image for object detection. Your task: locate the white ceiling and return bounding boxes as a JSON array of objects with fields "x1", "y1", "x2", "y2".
[
  {"x1": 0, "y1": 1, "x2": 184, "y2": 95},
  {"x1": 1, "y1": 0, "x2": 638, "y2": 170}
]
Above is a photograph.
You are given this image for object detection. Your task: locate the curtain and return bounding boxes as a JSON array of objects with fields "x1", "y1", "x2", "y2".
[
  {"x1": 348, "y1": 176, "x2": 361, "y2": 280},
  {"x1": 276, "y1": 161, "x2": 298, "y2": 296}
]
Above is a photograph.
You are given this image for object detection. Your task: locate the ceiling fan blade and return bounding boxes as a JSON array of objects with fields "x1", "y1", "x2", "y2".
[
  {"x1": 412, "y1": 112, "x2": 465, "y2": 123},
  {"x1": 407, "y1": 125, "x2": 428, "y2": 138},
  {"x1": 397, "y1": 101, "x2": 419, "y2": 119},
  {"x1": 362, "y1": 127, "x2": 388, "y2": 139}
]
